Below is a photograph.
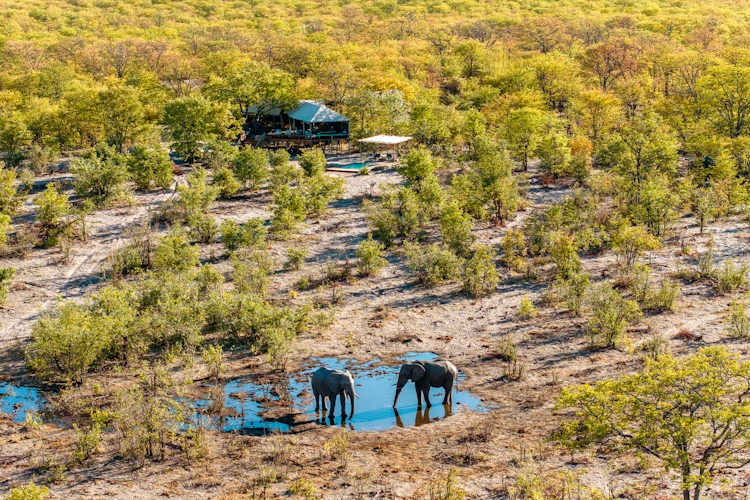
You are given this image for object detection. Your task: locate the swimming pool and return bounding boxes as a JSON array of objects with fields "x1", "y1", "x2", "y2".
[{"x1": 326, "y1": 162, "x2": 369, "y2": 171}]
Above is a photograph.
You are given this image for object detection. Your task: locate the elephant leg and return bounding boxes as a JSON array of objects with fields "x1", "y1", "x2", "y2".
[
  {"x1": 328, "y1": 393, "x2": 337, "y2": 415},
  {"x1": 340, "y1": 393, "x2": 347, "y2": 419},
  {"x1": 313, "y1": 387, "x2": 320, "y2": 412},
  {"x1": 442, "y1": 379, "x2": 453, "y2": 405},
  {"x1": 415, "y1": 384, "x2": 422, "y2": 407},
  {"x1": 419, "y1": 380, "x2": 432, "y2": 408}
]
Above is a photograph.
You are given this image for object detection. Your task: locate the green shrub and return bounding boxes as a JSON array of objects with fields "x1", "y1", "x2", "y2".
[
  {"x1": 233, "y1": 147, "x2": 269, "y2": 191},
  {"x1": 5, "y1": 482, "x2": 50, "y2": 500},
  {"x1": 26, "y1": 302, "x2": 108, "y2": 384},
  {"x1": 650, "y1": 278, "x2": 680, "y2": 312},
  {"x1": 547, "y1": 231, "x2": 580, "y2": 279},
  {"x1": 300, "y1": 173, "x2": 344, "y2": 217},
  {"x1": 72, "y1": 410, "x2": 106, "y2": 464},
  {"x1": 0, "y1": 266, "x2": 14, "y2": 304},
  {"x1": 220, "y1": 218, "x2": 267, "y2": 251},
  {"x1": 462, "y1": 244, "x2": 499, "y2": 297},
  {"x1": 0, "y1": 167, "x2": 25, "y2": 216},
  {"x1": 612, "y1": 224, "x2": 661, "y2": 269},
  {"x1": 403, "y1": 242, "x2": 461, "y2": 286},
  {"x1": 298, "y1": 149, "x2": 326, "y2": 177},
  {"x1": 362, "y1": 186, "x2": 423, "y2": 246},
  {"x1": 212, "y1": 166, "x2": 241, "y2": 198},
  {"x1": 440, "y1": 202, "x2": 475, "y2": 257},
  {"x1": 501, "y1": 229, "x2": 528, "y2": 273},
  {"x1": 188, "y1": 215, "x2": 218, "y2": 244},
  {"x1": 356, "y1": 236, "x2": 387, "y2": 276},
  {"x1": 400, "y1": 147, "x2": 438, "y2": 186},
  {"x1": 169, "y1": 168, "x2": 219, "y2": 223},
  {"x1": 109, "y1": 246, "x2": 146, "y2": 278},
  {"x1": 284, "y1": 247, "x2": 307, "y2": 270},
  {"x1": 232, "y1": 249, "x2": 275, "y2": 297},
  {"x1": 728, "y1": 296, "x2": 750, "y2": 338},
  {"x1": 126, "y1": 146, "x2": 173, "y2": 191},
  {"x1": 202, "y1": 344, "x2": 224, "y2": 379},
  {"x1": 152, "y1": 225, "x2": 200, "y2": 272},
  {"x1": 34, "y1": 183, "x2": 71, "y2": 246},
  {"x1": 586, "y1": 281, "x2": 642, "y2": 348},
  {"x1": 71, "y1": 144, "x2": 131, "y2": 205},
  {"x1": 555, "y1": 272, "x2": 590, "y2": 315},
  {"x1": 271, "y1": 184, "x2": 306, "y2": 237},
  {"x1": 715, "y1": 260, "x2": 748, "y2": 294},
  {"x1": 518, "y1": 295, "x2": 538, "y2": 319}
]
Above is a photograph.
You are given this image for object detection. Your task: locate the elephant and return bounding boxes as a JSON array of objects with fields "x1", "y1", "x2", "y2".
[
  {"x1": 311, "y1": 367, "x2": 359, "y2": 419},
  {"x1": 393, "y1": 359, "x2": 458, "y2": 408}
]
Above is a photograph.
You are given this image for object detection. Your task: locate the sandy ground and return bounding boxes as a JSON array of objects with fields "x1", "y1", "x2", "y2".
[{"x1": 1, "y1": 162, "x2": 750, "y2": 499}]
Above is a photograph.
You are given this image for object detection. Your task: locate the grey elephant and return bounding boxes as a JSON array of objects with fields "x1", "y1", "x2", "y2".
[
  {"x1": 393, "y1": 359, "x2": 458, "y2": 408},
  {"x1": 311, "y1": 367, "x2": 359, "y2": 418}
]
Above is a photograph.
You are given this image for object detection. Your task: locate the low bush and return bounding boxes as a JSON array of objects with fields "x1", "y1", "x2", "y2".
[
  {"x1": 715, "y1": 259, "x2": 748, "y2": 294},
  {"x1": 152, "y1": 225, "x2": 200, "y2": 272},
  {"x1": 554, "y1": 272, "x2": 590, "y2": 315},
  {"x1": 403, "y1": 242, "x2": 460, "y2": 286},
  {"x1": 5, "y1": 482, "x2": 50, "y2": 500},
  {"x1": 728, "y1": 296, "x2": 750, "y2": 338},
  {"x1": 356, "y1": 236, "x2": 387, "y2": 277},
  {"x1": 462, "y1": 245, "x2": 498, "y2": 297},
  {"x1": 220, "y1": 218, "x2": 267, "y2": 251},
  {"x1": 284, "y1": 247, "x2": 307, "y2": 270},
  {"x1": 586, "y1": 281, "x2": 642, "y2": 348},
  {"x1": 0, "y1": 266, "x2": 15, "y2": 304},
  {"x1": 518, "y1": 295, "x2": 538, "y2": 319},
  {"x1": 212, "y1": 166, "x2": 241, "y2": 198}
]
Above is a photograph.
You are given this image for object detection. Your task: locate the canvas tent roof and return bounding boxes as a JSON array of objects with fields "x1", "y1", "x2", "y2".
[
  {"x1": 287, "y1": 100, "x2": 349, "y2": 124},
  {"x1": 357, "y1": 135, "x2": 412, "y2": 144}
]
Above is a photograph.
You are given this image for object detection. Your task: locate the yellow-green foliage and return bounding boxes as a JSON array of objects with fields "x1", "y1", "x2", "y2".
[{"x1": 557, "y1": 347, "x2": 750, "y2": 500}]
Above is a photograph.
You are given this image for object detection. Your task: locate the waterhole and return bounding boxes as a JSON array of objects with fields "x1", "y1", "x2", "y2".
[
  {"x1": 0, "y1": 382, "x2": 47, "y2": 423},
  {"x1": 194, "y1": 352, "x2": 488, "y2": 434}
]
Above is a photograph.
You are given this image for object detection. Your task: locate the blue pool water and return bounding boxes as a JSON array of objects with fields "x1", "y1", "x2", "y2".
[{"x1": 326, "y1": 162, "x2": 369, "y2": 170}]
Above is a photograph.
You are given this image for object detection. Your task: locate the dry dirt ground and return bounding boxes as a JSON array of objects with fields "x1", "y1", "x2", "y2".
[{"x1": 1, "y1": 162, "x2": 750, "y2": 499}]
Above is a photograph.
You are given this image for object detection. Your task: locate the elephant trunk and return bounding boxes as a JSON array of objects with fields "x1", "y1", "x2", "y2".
[
  {"x1": 393, "y1": 387, "x2": 403, "y2": 407},
  {"x1": 347, "y1": 388, "x2": 355, "y2": 417}
]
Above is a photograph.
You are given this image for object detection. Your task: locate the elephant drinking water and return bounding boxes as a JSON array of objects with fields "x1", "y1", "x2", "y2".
[
  {"x1": 393, "y1": 359, "x2": 458, "y2": 408},
  {"x1": 311, "y1": 367, "x2": 359, "y2": 419}
]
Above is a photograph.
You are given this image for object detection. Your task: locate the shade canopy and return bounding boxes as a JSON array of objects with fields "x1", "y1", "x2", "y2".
[
  {"x1": 357, "y1": 135, "x2": 413, "y2": 145},
  {"x1": 287, "y1": 101, "x2": 349, "y2": 124}
]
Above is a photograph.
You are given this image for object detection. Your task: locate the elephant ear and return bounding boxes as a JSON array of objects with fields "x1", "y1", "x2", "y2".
[{"x1": 411, "y1": 362, "x2": 426, "y2": 382}]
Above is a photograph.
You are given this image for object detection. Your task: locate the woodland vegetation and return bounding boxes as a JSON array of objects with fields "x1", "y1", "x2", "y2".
[{"x1": 4, "y1": 0, "x2": 750, "y2": 498}]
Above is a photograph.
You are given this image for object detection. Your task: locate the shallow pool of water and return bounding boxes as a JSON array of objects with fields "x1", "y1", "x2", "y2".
[
  {"x1": 0, "y1": 382, "x2": 47, "y2": 423},
  {"x1": 196, "y1": 352, "x2": 487, "y2": 434},
  {"x1": 326, "y1": 162, "x2": 369, "y2": 170}
]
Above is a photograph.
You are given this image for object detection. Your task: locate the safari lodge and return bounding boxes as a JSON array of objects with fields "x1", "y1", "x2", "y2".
[{"x1": 245, "y1": 100, "x2": 350, "y2": 153}]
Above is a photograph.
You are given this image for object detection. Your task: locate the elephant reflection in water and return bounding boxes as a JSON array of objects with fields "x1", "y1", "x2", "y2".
[
  {"x1": 393, "y1": 404, "x2": 453, "y2": 428},
  {"x1": 316, "y1": 413, "x2": 354, "y2": 430}
]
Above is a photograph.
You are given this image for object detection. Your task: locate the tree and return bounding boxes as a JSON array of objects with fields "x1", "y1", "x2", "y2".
[
  {"x1": 204, "y1": 62, "x2": 297, "y2": 117},
  {"x1": 462, "y1": 245, "x2": 499, "y2": 297},
  {"x1": 598, "y1": 111, "x2": 678, "y2": 204},
  {"x1": 557, "y1": 347, "x2": 750, "y2": 500},
  {"x1": 99, "y1": 86, "x2": 148, "y2": 152},
  {"x1": 356, "y1": 236, "x2": 387, "y2": 277},
  {"x1": 698, "y1": 65, "x2": 750, "y2": 138},
  {"x1": 502, "y1": 107, "x2": 544, "y2": 170},
  {"x1": 161, "y1": 97, "x2": 236, "y2": 163},
  {"x1": 571, "y1": 88, "x2": 621, "y2": 145},
  {"x1": 536, "y1": 121, "x2": 571, "y2": 178},
  {"x1": 0, "y1": 112, "x2": 32, "y2": 165}
]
